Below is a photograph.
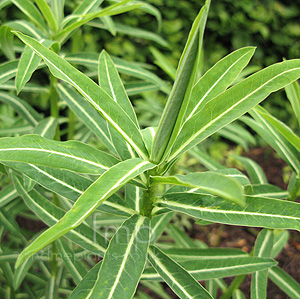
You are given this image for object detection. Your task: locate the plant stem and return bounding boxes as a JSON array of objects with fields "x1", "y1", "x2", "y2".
[
  {"x1": 67, "y1": 109, "x2": 76, "y2": 140},
  {"x1": 220, "y1": 274, "x2": 247, "y2": 299},
  {"x1": 49, "y1": 74, "x2": 60, "y2": 140},
  {"x1": 140, "y1": 185, "x2": 157, "y2": 218}
]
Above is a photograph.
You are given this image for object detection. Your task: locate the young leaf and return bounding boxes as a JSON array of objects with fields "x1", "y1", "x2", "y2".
[
  {"x1": 158, "y1": 194, "x2": 300, "y2": 231},
  {"x1": 51, "y1": 0, "x2": 64, "y2": 28},
  {"x1": 152, "y1": 171, "x2": 245, "y2": 205},
  {"x1": 184, "y1": 47, "x2": 255, "y2": 123},
  {"x1": 0, "y1": 60, "x2": 18, "y2": 85},
  {"x1": 168, "y1": 59, "x2": 300, "y2": 162},
  {"x1": 34, "y1": 0, "x2": 58, "y2": 34},
  {"x1": 15, "y1": 159, "x2": 154, "y2": 267},
  {"x1": 90, "y1": 214, "x2": 150, "y2": 298},
  {"x1": 268, "y1": 266, "x2": 300, "y2": 299},
  {"x1": 148, "y1": 245, "x2": 213, "y2": 299},
  {"x1": 0, "y1": 25, "x2": 15, "y2": 60},
  {"x1": 11, "y1": 0, "x2": 47, "y2": 31},
  {"x1": 285, "y1": 80, "x2": 300, "y2": 127},
  {"x1": 0, "y1": 92, "x2": 42, "y2": 126},
  {"x1": 143, "y1": 255, "x2": 276, "y2": 281},
  {"x1": 251, "y1": 229, "x2": 274, "y2": 299},
  {"x1": 12, "y1": 174, "x2": 108, "y2": 255},
  {"x1": 151, "y1": 0, "x2": 210, "y2": 163},
  {"x1": 0, "y1": 134, "x2": 119, "y2": 174},
  {"x1": 233, "y1": 155, "x2": 267, "y2": 184},
  {"x1": 57, "y1": 83, "x2": 117, "y2": 155},
  {"x1": 69, "y1": 262, "x2": 102, "y2": 299},
  {"x1": 14, "y1": 31, "x2": 149, "y2": 160}
]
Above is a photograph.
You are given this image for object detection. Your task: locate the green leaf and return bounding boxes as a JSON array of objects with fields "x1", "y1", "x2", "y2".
[
  {"x1": 11, "y1": 0, "x2": 47, "y2": 31},
  {"x1": 51, "y1": 0, "x2": 64, "y2": 28},
  {"x1": 150, "y1": 212, "x2": 174, "y2": 243},
  {"x1": 245, "y1": 184, "x2": 288, "y2": 200},
  {"x1": 58, "y1": 0, "x2": 139, "y2": 44},
  {"x1": 148, "y1": 245, "x2": 213, "y2": 299},
  {"x1": 168, "y1": 59, "x2": 300, "y2": 162},
  {"x1": 13, "y1": 257, "x2": 33, "y2": 290},
  {"x1": 0, "y1": 25, "x2": 15, "y2": 60},
  {"x1": 16, "y1": 39, "x2": 57, "y2": 94},
  {"x1": 233, "y1": 155, "x2": 267, "y2": 184},
  {"x1": 251, "y1": 229, "x2": 274, "y2": 299},
  {"x1": 15, "y1": 159, "x2": 154, "y2": 267},
  {"x1": 34, "y1": 0, "x2": 58, "y2": 34},
  {"x1": 268, "y1": 266, "x2": 300, "y2": 299},
  {"x1": 90, "y1": 214, "x2": 150, "y2": 298},
  {"x1": 69, "y1": 262, "x2": 102, "y2": 299},
  {"x1": 158, "y1": 194, "x2": 300, "y2": 231},
  {"x1": 12, "y1": 174, "x2": 108, "y2": 255},
  {"x1": 153, "y1": 171, "x2": 245, "y2": 205},
  {"x1": 5, "y1": 20, "x2": 45, "y2": 39},
  {"x1": 0, "y1": 134, "x2": 118, "y2": 174},
  {"x1": 151, "y1": 0, "x2": 210, "y2": 163},
  {"x1": 167, "y1": 224, "x2": 197, "y2": 248},
  {"x1": 248, "y1": 106, "x2": 300, "y2": 175},
  {"x1": 161, "y1": 247, "x2": 247, "y2": 262},
  {"x1": 14, "y1": 31, "x2": 149, "y2": 160},
  {"x1": 0, "y1": 92, "x2": 42, "y2": 126},
  {"x1": 57, "y1": 83, "x2": 116, "y2": 155},
  {"x1": 0, "y1": 184, "x2": 17, "y2": 208},
  {"x1": 285, "y1": 80, "x2": 300, "y2": 127},
  {"x1": 184, "y1": 47, "x2": 255, "y2": 123},
  {"x1": 33, "y1": 117, "x2": 57, "y2": 139},
  {"x1": 272, "y1": 230, "x2": 289, "y2": 258},
  {"x1": 143, "y1": 255, "x2": 276, "y2": 281},
  {"x1": 0, "y1": 60, "x2": 18, "y2": 86}
]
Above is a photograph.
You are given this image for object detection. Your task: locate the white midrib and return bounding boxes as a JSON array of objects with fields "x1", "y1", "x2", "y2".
[
  {"x1": 185, "y1": 52, "x2": 249, "y2": 122},
  {"x1": 148, "y1": 249, "x2": 193, "y2": 299},
  {"x1": 39, "y1": 117, "x2": 55, "y2": 137},
  {"x1": 269, "y1": 268, "x2": 300, "y2": 298},
  {"x1": 168, "y1": 67, "x2": 300, "y2": 162},
  {"x1": 0, "y1": 92, "x2": 38, "y2": 125},
  {"x1": 0, "y1": 148, "x2": 107, "y2": 170},
  {"x1": 71, "y1": 161, "x2": 150, "y2": 227},
  {"x1": 106, "y1": 217, "x2": 145, "y2": 299},
  {"x1": 23, "y1": 40, "x2": 147, "y2": 160},
  {"x1": 58, "y1": 84, "x2": 114, "y2": 148},
  {"x1": 0, "y1": 189, "x2": 16, "y2": 204},
  {"x1": 163, "y1": 200, "x2": 300, "y2": 221}
]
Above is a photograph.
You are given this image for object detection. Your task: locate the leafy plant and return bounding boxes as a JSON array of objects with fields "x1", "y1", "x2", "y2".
[{"x1": 0, "y1": 0, "x2": 300, "y2": 298}]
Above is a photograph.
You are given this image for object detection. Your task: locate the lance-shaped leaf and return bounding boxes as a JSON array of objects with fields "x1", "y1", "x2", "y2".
[
  {"x1": 272, "y1": 230, "x2": 289, "y2": 258},
  {"x1": 248, "y1": 106, "x2": 300, "y2": 175},
  {"x1": 16, "y1": 39, "x2": 58, "y2": 94},
  {"x1": 245, "y1": 184, "x2": 288, "y2": 200},
  {"x1": 57, "y1": 83, "x2": 117, "y2": 155},
  {"x1": 56, "y1": 239, "x2": 87, "y2": 285},
  {"x1": 168, "y1": 59, "x2": 300, "y2": 162},
  {"x1": 15, "y1": 158, "x2": 154, "y2": 267},
  {"x1": 99, "y1": 50, "x2": 139, "y2": 160},
  {"x1": 57, "y1": 0, "x2": 140, "y2": 44},
  {"x1": 157, "y1": 194, "x2": 300, "y2": 231},
  {"x1": 167, "y1": 224, "x2": 197, "y2": 248},
  {"x1": 69, "y1": 262, "x2": 102, "y2": 299},
  {"x1": 33, "y1": 117, "x2": 57, "y2": 139},
  {"x1": 5, "y1": 20, "x2": 45, "y2": 39},
  {"x1": 152, "y1": 171, "x2": 244, "y2": 205},
  {"x1": 251, "y1": 229, "x2": 274, "y2": 299},
  {"x1": 0, "y1": 92, "x2": 42, "y2": 126},
  {"x1": 143, "y1": 254, "x2": 276, "y2": 281},
  {"x1": 0, "y1": 134, "x2": 118, "y2": 174},
  {"x1": 285, "y1": 80, "x2": 300, "y2": 127},
  {"x1": 148, "y1": 245, "x2": 213, "y2": 299},
  {"x1": 184, "y1": 47, "x2": 255, "y2": 123},
  {"x1": 233, "y1": 155, "x2": 267, "y2": 184},
  {"x1": 151, "y1": 0, "x2": 210, "y2": 163},
  {"x1": 51, "y1": 0, "x2": 64, "y2": 28},
  {"x1": 34, "y1": 0, "x2": 58, "y2": 34},
  {"x1": 6, "y1": 161, "x2": 134, "y2": 217},
  {"x1": 0, "y1": 60, "x2": 18, "y2": 85},
  {"x1": 13, "y1": 257, "x2": 33, "y2": 290},
  {"x1": 0, "y1": 184, "x2": 18, "y2": 208},
  {"x1": 13, "y1": 32, "x2": 149, "y2": 160},
  {"x1": 150, "y1": 212, "x2": 174, "y2": 243},
  {"x1": 268, "y1": 266, "x2": 300, "y2": 299},
  {"x1": 12, "y1": 174, "x2": 107, "y2": 256},
  {"x1": 11, "y1": 0, "x2": 47, "y2": 31},
  {"x1": 161, "y1": 247, "x2": 247, "y2": 262},
  {"x1": 89, "y1": 214, "x2": 150, "y2": 298},
  {"x1": 0, "y1": 25, "x2": 15, "y2": 60}
]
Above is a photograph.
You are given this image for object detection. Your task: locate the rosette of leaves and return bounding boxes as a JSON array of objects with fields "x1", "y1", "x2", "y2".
[{"x1": 0, "y1": 0, "x2": 300, "y2": 298}]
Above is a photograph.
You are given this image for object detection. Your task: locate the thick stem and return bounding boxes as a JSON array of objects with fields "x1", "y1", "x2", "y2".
[
  {"x1": 49, "y1": 74, "x2": 60, "y2": 140},
  {"x1": 140, "y1": 185, "x2": 157, "y2": 218}
]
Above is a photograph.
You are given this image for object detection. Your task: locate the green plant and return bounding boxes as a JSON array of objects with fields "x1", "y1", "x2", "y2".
[{"x1": 1, "y1": 0, "x2": 300, "y2": 298}]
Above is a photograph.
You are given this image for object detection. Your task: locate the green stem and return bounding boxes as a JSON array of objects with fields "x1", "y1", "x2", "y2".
[
  {"x1": 220, "y1": 274, "x2": 247, "y2": 299},
  {"x1": 67, "y1": 109, "x2": 76, "y2": 140},
  {"x1": 288, "y1": 177, "x2": 300, "y2": 201},
  {"x1": 140, "y1": 185, "x2": 157, "y2": 218},
  {"x1": 49, "y1": 74, "x2": 60, "y2": 140}
]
